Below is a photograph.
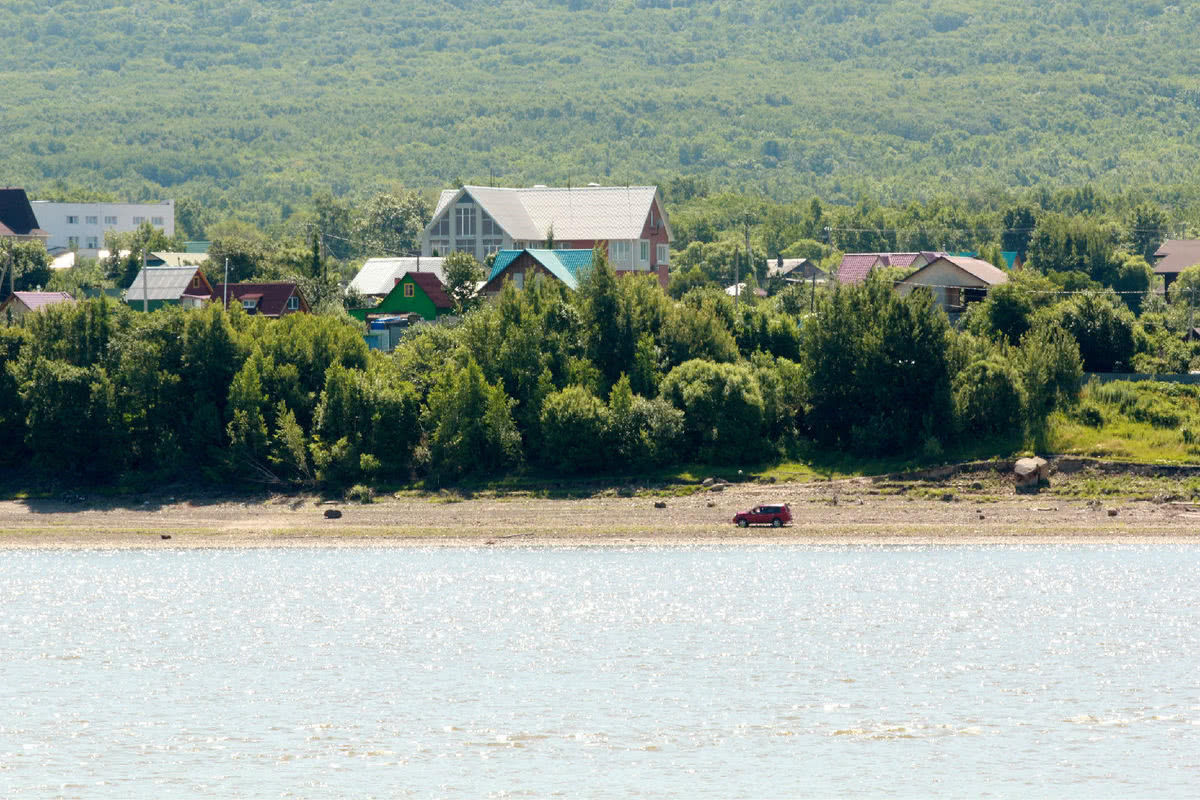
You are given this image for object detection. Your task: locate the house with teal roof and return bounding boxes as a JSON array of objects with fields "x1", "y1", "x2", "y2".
[{"x1": 482, "y1": 249, "x2": 595, "y2": 295}]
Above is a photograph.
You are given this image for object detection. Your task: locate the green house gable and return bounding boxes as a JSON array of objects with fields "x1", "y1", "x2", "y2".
[{"x1": 349, "y1": 271, "x2": 453, "y2": 323}]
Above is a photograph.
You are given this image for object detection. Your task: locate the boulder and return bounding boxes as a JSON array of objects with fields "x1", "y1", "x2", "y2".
[
  {"x1": 654, "y1": 501, "x2": 667, "y2": 509},
  {"x1": 1014, "y1": 457, "x2": 1050, "y2": 491},
  {"x1": 324, "y1": 508, "x2": 343, "y2": 519},
  {"x1": 702, "y1": 477, "x2": 715, "y2": 487}
]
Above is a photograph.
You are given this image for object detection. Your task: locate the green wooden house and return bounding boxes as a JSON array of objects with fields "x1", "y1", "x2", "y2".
[{"x1": 349, "y1": 271, "x2": 454, "y2": 323}]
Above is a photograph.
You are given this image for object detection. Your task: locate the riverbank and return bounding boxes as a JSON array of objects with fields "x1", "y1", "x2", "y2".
[{"x1": 3, "y1": 466, "x2": 1200, "y2": 548}]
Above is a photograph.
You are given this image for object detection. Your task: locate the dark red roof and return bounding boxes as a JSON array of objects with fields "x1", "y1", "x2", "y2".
[
  {"x1": 211, "y1": 282, "x2": 308, "y2": 317},
  {"x1": 0, "y1": 188, "x2": 47, "y2": 237},
  {"x1": 405, "y1": 271, "x2": 453, "y2": 309}
]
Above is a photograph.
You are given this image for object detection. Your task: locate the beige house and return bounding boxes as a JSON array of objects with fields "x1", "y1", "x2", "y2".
[
  {"x1": 894, "y1": 255, "x2": 1008, "y2": 314},
  {"x1": 0, "y1": 291, "x2": 75, "y2": 321}
]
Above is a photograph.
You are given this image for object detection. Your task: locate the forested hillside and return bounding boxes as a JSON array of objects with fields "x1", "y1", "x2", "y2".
[{"x1": 5, "y1": 0, "x2": 1200, "y2": 227}]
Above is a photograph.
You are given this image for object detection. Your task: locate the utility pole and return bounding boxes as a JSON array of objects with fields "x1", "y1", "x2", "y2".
[
  {"x1": 141, "y1": 247, "x2": 148, "y2": 312},
  {"x1": 733, "y1": 246, "x2": 740, "y2": 306},
  {"x1": 223, "y1": 257, "x2": 229, "y2": 311}
]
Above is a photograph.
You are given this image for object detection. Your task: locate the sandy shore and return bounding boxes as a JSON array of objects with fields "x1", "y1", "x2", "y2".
[{"x1": 3, "y1": 469, "x2": 1200, "y2": 549}]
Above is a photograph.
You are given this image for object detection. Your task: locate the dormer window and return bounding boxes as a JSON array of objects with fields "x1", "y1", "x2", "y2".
[{"x1": 242, "y1": 299, "x2": 258, "y2": 310}]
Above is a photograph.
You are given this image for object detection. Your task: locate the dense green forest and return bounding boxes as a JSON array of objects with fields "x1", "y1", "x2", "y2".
[{"x1": 7, "y1": 0, "x2": 1200, "y2": 228}]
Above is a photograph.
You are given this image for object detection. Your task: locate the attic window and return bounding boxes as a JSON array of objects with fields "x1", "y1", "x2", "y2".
[
  {"x1": 242, "y1": 299, "x2": 258, "y2": 310},
  {"x1": 191, "y1": 276, "x2": 200, "y2": 288},
  {"x1": 287, "y1": 295, "x2": 299, "y2": 311},
  {"x1": 404, "y1": 283, "x2": 415, "y2": 298}
]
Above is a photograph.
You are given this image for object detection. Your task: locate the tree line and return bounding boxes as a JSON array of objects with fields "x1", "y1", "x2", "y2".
[{"x1": 0, "y1": 248, "x2": 1084, "y2": 493}]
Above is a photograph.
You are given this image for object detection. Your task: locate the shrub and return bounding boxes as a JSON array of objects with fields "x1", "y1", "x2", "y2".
[
  {"x1": 1075, "y1": 403, "x2": 1105, "y2": 427},
  {"x1": 953, "y1": 356, "x2": 1025, "y2": 437}
]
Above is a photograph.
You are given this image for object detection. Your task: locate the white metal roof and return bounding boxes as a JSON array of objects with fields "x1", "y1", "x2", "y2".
[
  {"x1": 125, "y1": 266, "x2": 206, "y2": 302},
  {"x1": 349, "y1": 257, "x2": 446, "y2": 296},
  {"x1": 430, "y1": 185, "x2": 667, "y2": 242}
]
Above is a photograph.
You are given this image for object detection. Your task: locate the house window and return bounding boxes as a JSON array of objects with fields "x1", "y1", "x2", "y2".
[
  {"x1": 191, "y1": 276, "x2": 201, "y2": 289},
  {"x1": 133, "y1": 216, "x2": 145, "y2": 224},
  {"x1": 104, "y1": 216, "x2": 118, "y2": 225},
  {"x1": 431, "y1": 215, "x2": 450, "y2": 237},
  {"x1": 609, "y1": 240, "x2": 632, "y2": 266},
  {"x1": 66, "y1": 216, "x2": 79, "y2": 224},
  {"x1": 454, "y1": 241, "x2": 475, "y2": 257},
  {"x1": 151, "y1": 216, "x2": 164, "y2": 226},
  {"x1": 242, "y1": 299, "x2": 257, "y2": 310},
  {"x1": 85, "y1": 215, "x2": 98, "y2": 225},
  {"x1": 404, "y1": 283, "x2": 415, "y2": 298},
  {"x1": 85, "y1": 236, "x2": 99, "y2": 249},
  {"x1": 513, "y1": 271, "x2": 524, "y2": 289},
  {"x1": 430, "y1": 239, "x2": 449, "y2": 255},
  {"x1": 287, "y1": 295, "x2": 300, "y2": 311},
  {"x1": 455, "y1": 205, "x2": 476, "y2": 237},
  {"x1": 481, "y1": 213, "x2": 500, "y2": 237},
  {"x1": 657, "y1": 244, "x2": 669, "y2": 265},
  {"x1": 555, "y1": 241, "x2": 569, "y2": 250},
  {"x1": 67, "y1": 235, "x2": 79, "y2": 248},
  {"x1": 639, "y1": 240, "x2": 650, "y2": 266},
  {"x1": 482, "y1": 239, "x2": 503, "y2": 255}
]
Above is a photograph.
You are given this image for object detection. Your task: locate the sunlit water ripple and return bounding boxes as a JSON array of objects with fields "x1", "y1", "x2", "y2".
[{"x1": 2, "y1": 545, "x2": 1198, "y2": 798}]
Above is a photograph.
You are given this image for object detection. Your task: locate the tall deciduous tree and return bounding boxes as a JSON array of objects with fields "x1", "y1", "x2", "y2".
[
  {"x1": 442, "y1": 251, "x2": 484, "y2": 313},
  {"x1": 354, "y1": 190, "x2": 430, "y2": 256}
]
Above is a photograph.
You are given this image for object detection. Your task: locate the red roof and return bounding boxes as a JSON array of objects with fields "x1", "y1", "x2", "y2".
[
  {"x1": 211, "y1": 282, "x2": 308, "y2": 317},
  {"x1": 837, "y1": 253, "x2": 883, "y2": 284},
  {"x1": 4, "y1": 291, "x2": 74, "y2": 312},
  {"x1": 405, "y1": 271, "x2": 453, "y2": 310},
  {"x1": 1153, "y1": 239, "x2": 1200, "y2": 275}
]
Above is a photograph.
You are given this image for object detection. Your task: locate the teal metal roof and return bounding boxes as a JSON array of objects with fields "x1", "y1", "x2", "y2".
[
  {"x1": 488, "y1": 249, "x2": 594, "y2": 290},
  {"x1": 1000, "y1": 251, "x2": 1018, "y2": 269}
]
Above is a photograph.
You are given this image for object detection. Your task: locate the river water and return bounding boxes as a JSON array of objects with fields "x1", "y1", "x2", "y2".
[{"x1": 2, "y1": 545, "x2": 1199, "y2": 798}]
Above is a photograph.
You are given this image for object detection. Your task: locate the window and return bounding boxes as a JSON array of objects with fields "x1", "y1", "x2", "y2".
[
  {"x1": 657, "y1": 244, "x2": 669, "y2": 266},
  {"x1": 287, "y1": 295, "x2": 300, "y2": 311},
  {"x1": 132, "y1": 216, "x2": 145, "y2": 225},
  {"x1": 104, "y1": 216, "x2": 118, "y2": 225},
  {"x1": 513, "y1": 271, "x2": 524, "y2": 289},
  {"x1": 67, "y1": 235, "x2": 79, "y2": 248},
  {"x1": 242, "y1": 299, "x2": 258, "y2": 311},
  {"x1": 191, "y1": 276, "x2": 200, "y2": 289},
  {"x1": 85, "y1": 215, "x2": 98, "y2": 225},
  {"x1": 66, "y1": 216, "x2": 79, "y2": 224},
  {"x1": 639, "y1": 240, "x2": 650, "y2": 265},
  {"x1": 151, "y1": 216, "x2": 164, "y2": 226},
  {"x1": 481, "y1": 213, "x2": 500, "y2": 237},
  {"x1": 482, "y1": 239, "x2": 503, "y2": 255},
  {"x1": 85, "y1": 236, "x2": 99, "y2": 249},
  {"x1": 455, "y1": 205, "x2": 476, "y2": 237},
  {"x1": 431, "y1": 215, "x2": 450, "y2": 237},
  {"x1": 430, "y1": 239, "x2": 449, "y2": 255},
  {"x1": 555, "y1": 241, "x2": 569, "y2": 250},
  {"x1": 609, "y1": 240, "x2": 632, "y2": 266},
  {"x1": 403, "y1": 283, "x2": 415, "y2": 298},
  {"x1": 454, "y1": 241, "x2": 475, "y2": 257}
]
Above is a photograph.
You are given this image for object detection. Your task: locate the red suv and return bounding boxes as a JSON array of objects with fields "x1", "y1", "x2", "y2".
[{"x1": 732, "y1": 503, "x2": 792, "y2": 528}]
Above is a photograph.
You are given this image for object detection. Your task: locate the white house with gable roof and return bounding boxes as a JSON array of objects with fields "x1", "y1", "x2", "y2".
[{"x1": 420, "y1": 184, "x2": 672, "y2": 288}]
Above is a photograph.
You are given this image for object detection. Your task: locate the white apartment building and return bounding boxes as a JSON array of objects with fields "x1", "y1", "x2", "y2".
[{"x1": 30, "y1": 200, "x2": 175, "y2": 256}]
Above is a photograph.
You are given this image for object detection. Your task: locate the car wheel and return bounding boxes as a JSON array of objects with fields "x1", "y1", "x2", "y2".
[
  {"x1": 772, "y1": 518, "x2": 782, "y2": 528},
  {"x1": 738, "y1": 519, "x2": 748, "y2": 528}
]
